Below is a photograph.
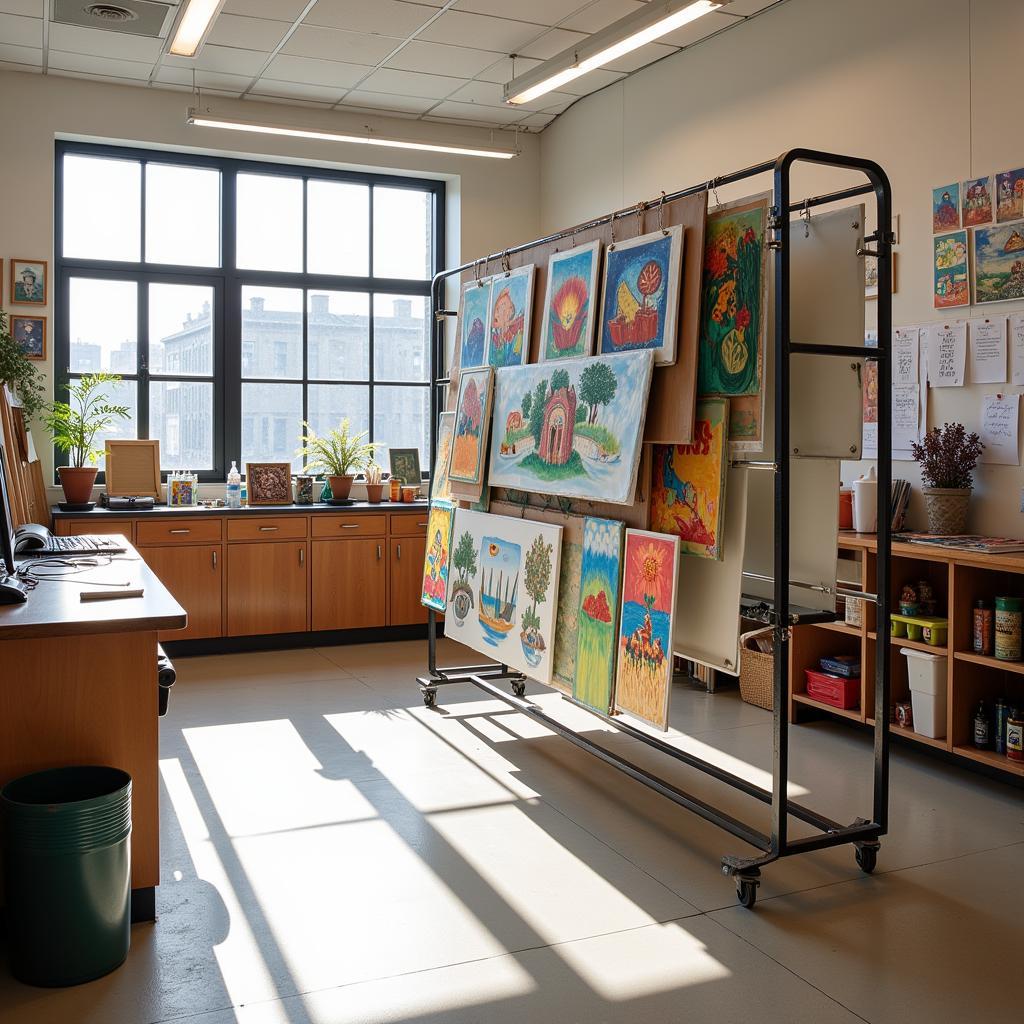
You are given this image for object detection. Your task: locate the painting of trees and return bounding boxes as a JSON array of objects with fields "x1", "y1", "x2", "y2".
[
  {"x1": 550, "y1": 368, "x2": 570, "y2": 394},
  {"x1": 452, "y1": 530, "x2": 477, "y2": 583},
  {"x1": 521, "y1": 391, "x2": 532, "y2": 419},
  {"x1": 578, "y1": 362, "x2": 617, "y2": 424},
  {"x1": 528, "y1": 379, "x2": 548, "y2": 446},
  {"x1": 523, "y1": 533, "x2": 553, "y2": 623}
]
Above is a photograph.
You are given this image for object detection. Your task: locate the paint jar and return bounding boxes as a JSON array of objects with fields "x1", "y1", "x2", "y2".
[
  {"x1": 972, "y1": 599, "x2": 994, "y2": 655},
  {"x1": 1007, "y1": 713, "x2": 1024, "y2": 762},
  {"x1": 994, "y1": 596, "x2": 1022, "y2": 661},
  {"x1": 401, "y1": 485, "x2": 417, "y2": 503},
  {"x1": 389, "y1": 477, "x2": 403, "y2": 502}
]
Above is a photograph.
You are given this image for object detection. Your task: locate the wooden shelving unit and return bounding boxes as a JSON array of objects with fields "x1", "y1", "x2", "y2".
[{"x1": 789, "y1": 532, "x2": 1024, "y2": 779}]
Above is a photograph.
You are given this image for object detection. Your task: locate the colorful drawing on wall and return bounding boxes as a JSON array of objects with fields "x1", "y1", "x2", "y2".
[
  {"x1": 614, "y1": 530, "x2": 680, "y2": 731},
  {"x1": 972, "y1": 223, "x2": 1024, "y2": 304},
  {"x1": 574, "y1": 517, "x2": 624, "y2": 714},
  {"x1": 540, "y1": 241, "x2": 602, "y2": 361},
  {"x1": 458, "y1": 279, "x2": 491, "y2": 369},
  {"x1": 445, "y1": 509, "x2": 563, "y2": 683},
  {"x1": 698, "y1": 194, "x2": 768, "y2": 400},
  {"x1": 933, "y1": 230, "x2": 969, "y2": 309},
  {"x1": 431, "y1": 412, "x2": 456, "y2": 501},
  {"x1": 727, "y1": 393, "x2": 763, "y2": 452},
  {"x1": 932, "y1": 183, "x2": 960, "y2": 232},
  {"x1": 962, "y1": 176, "x2": 993, "y2": 227},
  {"x1": 450, "y1": 366, "x2": 494, "y2": 485},
  {"x1": 599, "y1": 225, "x2": 683, "y2": 365},
  {"x1": 486, "y1": 265, "x2": 534, "y2": 368},
  {"x1": 550, "y1": 539, "x2": 582, "y2": 694},
  {"x1": 489, "y1": 350, "x2": 654, "y2": 504},
  {"x1": 650, "y1": 399, "x2": 729, "y2": 560},
  {"x1": 995, "y1": 167, "x2": 1024, "y2": 223},
  {"x1": 420, "y1": 499, "x2": 455, "y2": 612}
]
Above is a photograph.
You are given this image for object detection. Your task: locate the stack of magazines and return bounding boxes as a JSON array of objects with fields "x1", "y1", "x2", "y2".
[
  {"x1": 890, "y1": 479, "x2": 911, "y2": 531},
  {"x1": 894, "y1": 533, "x2": 1024, "y2": 554}
]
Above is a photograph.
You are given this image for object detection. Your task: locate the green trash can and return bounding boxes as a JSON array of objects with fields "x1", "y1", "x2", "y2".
[{"x1": 1, "y1": 765, "x2": 132, "y2": 987}]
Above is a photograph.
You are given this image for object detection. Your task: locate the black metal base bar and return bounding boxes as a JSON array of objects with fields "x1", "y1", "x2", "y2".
[{"x1": 790, "y1": 342, "x2": 886, "y2": 358}]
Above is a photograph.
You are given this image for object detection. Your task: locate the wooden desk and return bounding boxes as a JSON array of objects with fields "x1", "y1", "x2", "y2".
[{"x1": 0, "y1": 540, "x2": 186, "y2": 920}]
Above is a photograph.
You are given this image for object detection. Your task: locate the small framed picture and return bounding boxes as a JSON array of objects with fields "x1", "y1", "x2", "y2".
[
  {"x1": 245, "y1": 462, "x2": 293, "y2": 505},
  {"x1": 10, "y1": 314, "x2": 46, "y2": 360},
  {"x1": 10, "y1": 259, "x2": 47, "y2": 306},
  {"x1": 389, "y1": 447, "x2": 422, "y2": 487}
]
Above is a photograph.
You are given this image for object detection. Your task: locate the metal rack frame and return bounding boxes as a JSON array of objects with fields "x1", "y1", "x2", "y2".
[{"x1": 417, "y1": 148, "x2": 893, "y2": 909}]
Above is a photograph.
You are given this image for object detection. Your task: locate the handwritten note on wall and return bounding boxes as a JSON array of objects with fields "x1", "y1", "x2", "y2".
[
  {"x1": 980, "y1": 393, "x2": 1020, "y2": 466},
  {"x1": 893, "y1": 327, "x2": 919, "y2": 385},
  {"x1": 969, "y1": 318, "x2": 1007, "y2": 384},
  {"x1": 927, "y1": 322, "x2": 967, "y2": 387},
  {"x1": 1011, "y1": 314, "x2": 1024, "y2": 386}
]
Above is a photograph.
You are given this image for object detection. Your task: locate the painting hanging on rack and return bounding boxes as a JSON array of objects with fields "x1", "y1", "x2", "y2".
[
  {"x1": 574, "y1": 517, "x2": 625, "y2": 715},
  {"x1": 931, "y1": 183, "x2": 960, "y2": 232},
  {"x1": 446, "y1": 509, "x2": 563, "y2": 684},
  {"x1": 972, "y1": 223, "x2": 1024, "y2": 304},
  {"x1": 995, "y1": 167, "x2": 1024, "y2": 222},
  {"x1": 933, "y1": 230, "x2": 969, "y2": 308},
  {"x1": 962, "y1": 176, "x2": 993, "y2": 227},
  {"x1": 450, "y1": 366, "x2": 494, "y2": 485},
  {"x1": 649, "y1": 398, "x2": 729, "y2": 560},
  {"x1": 614, "y1": 529, "x2": 680, "y2": 731},
  {"x1": 458, "y1": 278, "x2": 492, "y2": 370},
  {"x1": 487, "y1": 265, "x2": 534, "y2": 368},
  {"x1": 488, "y1": 350, "x2": 654, "y2": 505},
  {"x1": 598, "y1": 225, "x2": 683, "y2": 365},
  {"x1": 550, "y1": 533, "x2": 583, "y2": 695},
  {"x1": 540, "y1": 241, "x2": 602, "y2": 361},
  {"x1": 430, "y1": 411, "x2": 455, "y2": 501},
  {"x1": 420, "y1": 499, "x2": 455, "y2": 612}
]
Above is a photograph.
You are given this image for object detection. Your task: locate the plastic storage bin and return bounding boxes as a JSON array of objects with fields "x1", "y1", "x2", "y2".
[
  {"x1": 805, "y1": 669, "x2": 860, "y2": 709},
  {"x1": 901, "y1": 648, "x2": 948, "y2": 738}
]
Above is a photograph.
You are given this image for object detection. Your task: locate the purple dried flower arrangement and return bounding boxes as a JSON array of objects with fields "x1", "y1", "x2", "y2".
[{"x1": 910, "y1": 422, "x2": 983, "y2": 490}]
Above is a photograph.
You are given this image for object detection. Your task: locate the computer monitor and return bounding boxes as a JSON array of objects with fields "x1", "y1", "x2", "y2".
[{"x1": 0, "y1": 446, "x2": 16, "y2": 576}]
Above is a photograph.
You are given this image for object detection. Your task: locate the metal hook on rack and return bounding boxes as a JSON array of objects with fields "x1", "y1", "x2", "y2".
[
  {"x1": 801, "y1": 199, "x2": 811, "y2": 238},
  {"x1": 473, "y1": 257, "x2": 485, "y2": 285},
  {"x1": 501, "y1": 249, "x2": 511, "y2": 276},
  {"x1": 658, "y1": 191, "x2": 668, "y2": 235},
  {"x1": 635, "y1": 201, "x2": 644, "y2": 238},
  {"x1": 707, "y1": 176, "x2": 721, "y2": 209}
]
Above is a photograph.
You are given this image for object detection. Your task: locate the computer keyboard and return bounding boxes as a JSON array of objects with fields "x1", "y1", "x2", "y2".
[{"x1": 20, "y1": 535, "x2": 127, "y2": 556}]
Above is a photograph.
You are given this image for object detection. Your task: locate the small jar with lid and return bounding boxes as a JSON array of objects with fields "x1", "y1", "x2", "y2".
[
  {"x1": 994, "y1": 596, "x2": 1022, "y2": 661},
  {"x1": 972, "y1": 599, "x2": 994, "y2": 655},
  {"x1": 1007, "y1": 711, "x2": 1024, "y2": 762}
]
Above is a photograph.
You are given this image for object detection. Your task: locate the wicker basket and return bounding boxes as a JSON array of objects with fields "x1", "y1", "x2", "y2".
[
  {"x1": 738, "y1": 627, "x2": 774, "y2": 711},
  {"x1": 922, "y1": 486, "x2": 970, "y2": 535}
]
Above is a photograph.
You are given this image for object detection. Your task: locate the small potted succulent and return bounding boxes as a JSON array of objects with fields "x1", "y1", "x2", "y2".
[
  {"x1": 297, "y1": 419, "x2": 375, "y2": 500},
  {"x1": 43, "y1": 373, "x2": 130, "y2": 505},
  {"x1": 910, "y1": 422, "x2": 984, "y2": 534},
  {"x1": 364, "y1": 461, "x2": 384, "y2": 503}
]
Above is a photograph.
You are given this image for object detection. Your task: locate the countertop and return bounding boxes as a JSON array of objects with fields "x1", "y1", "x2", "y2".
[{"x1": 51, "y1": 500, "x2": 430, "y2": 520}]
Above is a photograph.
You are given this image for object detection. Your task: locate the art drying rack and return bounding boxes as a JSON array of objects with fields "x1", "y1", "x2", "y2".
[{"x1": 417, "y1": 148, "x2": 893, "y2": 909}]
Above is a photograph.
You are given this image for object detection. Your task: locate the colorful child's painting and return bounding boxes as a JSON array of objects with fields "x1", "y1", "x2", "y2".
[
  {"x1": 488, "y1": 350, "x2": 654, "y2": 505},
  {"x1": 446, "y1": 509, "x2": 563, "y2": 684},
  {"x1": 458, "y1": 279, "x2": 491, "y2": 369},
  {"x1": 486, "y1": 265, "x2": 534, "y2": 369},
  {"x1": 550, "y1": 539, "x2": 583, "y2": 694},
  {"x1": 995, "y1": 167, "x2": 1024, "y2": 223},
  {"x1": 420, "y1": 499, "x2": 455, "y2": 612},
  {"x1": 932, "y1": 183, "x2": 960, "y2": 232},
  {"x1": 614, "y1": 530, "x2": 680, "y2": 731},
  {"x1": 450, "y1": 366, "x2": 494, "y2": 485},
  {"x1": 650, "y1": 399, "x2": 729, "y2": 560},
  {"x1": 972, "y1": 224, "x2": 1024, "y2": 305},
  {"x1": 599, "y1": 225, "x2": 683, "y2": 365},
  {"x1": 574, "y1": 517, "x2": 625, "y2": 714},
  {"x1": 962, "y1": 176, "x2": 993, "y2": 227},
  {"x1": 933, "y1": 230, "x2": 969, "y2": 309},
  {"x1": 541, "y1": 241, "x2": 602, "y2": 361},
  {"x1": 430, "y1": 411, "x2": 455, "y2": 501},
  {"x1": 698, "y1": 194, "x2": 768, "y2": 399}
]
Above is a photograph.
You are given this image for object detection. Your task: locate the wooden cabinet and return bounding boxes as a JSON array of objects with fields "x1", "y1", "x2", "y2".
[
  {"x1": 390, "y1": 535, "x2": 428, "y2": 626},
  {"x1": 56, "y1": 518, "x2": 134, "y2": 540},
  {"x1": 312, "y1": 538, "x2": 387, "y2": 630},
  {"x1": 226, "y1": 542, "x2": 308, "y2": 637},
  {"x1": 227, "y1": 516, "x2": 308, "y2": 541},
  {"x1": 138, "y1": 544, "x2": 222, "y2": 641},
  {"x1": 136, "y1": 518, "x2": 222, "y2": 545}
]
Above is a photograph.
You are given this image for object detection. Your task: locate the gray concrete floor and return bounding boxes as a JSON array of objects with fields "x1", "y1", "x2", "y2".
[{"x1": 2, "y1": 636, "x2": 1021, "y2": 1023}]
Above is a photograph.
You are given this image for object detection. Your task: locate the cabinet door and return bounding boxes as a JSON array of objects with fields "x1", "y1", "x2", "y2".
[
  {"x1": 138, "y1": 544, "x2": 222, "y2": 641},
  {"x1": 390, "y1": 535, "x2": 428, "y2": 627},
  {"x1": 312, "y1": 539, "x2": 386, "y2": 631},
  {"x1": 57, "y1": 518, "x2": 135, "y2": 540},
  {"x1": 226, "y1": 542, "x2": 308, "y2": 636}
]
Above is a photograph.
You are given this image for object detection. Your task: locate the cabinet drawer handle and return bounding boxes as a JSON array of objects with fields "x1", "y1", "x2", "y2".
[
  {"x1": 169, "y1": 528, "x2": 190, "y2": 535},
  {"x1": 377, "y1": 543, "x2": 382, "y2": 560},
  {"x1": 212, "y1": 550, "x2": 217, "y2": 569},
  {"x1": 259, "y1": 525, "x2": 279, "y2": 532},
  {"x1": 417, "y1": 522, "x2": 428, "y2": 527},
  {"x1": 299, "y1": 547, "x2": 305, "y2": 565},
  {"x1": 340, "y1": 524, "x2": 360, "y2": 529},
  {"x1": 397, "y1": 543, "x2": 402, "y2": 561}
]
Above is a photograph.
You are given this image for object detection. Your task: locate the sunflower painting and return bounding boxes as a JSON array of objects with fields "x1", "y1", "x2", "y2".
[{"x1": 614, "y1": 529, "x2": 680, "y2": 730}]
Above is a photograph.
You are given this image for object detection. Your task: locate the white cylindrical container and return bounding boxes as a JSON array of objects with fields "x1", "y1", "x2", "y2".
[
  {"x1": 852, "y1": 469, "x2": 878, "y2": 533},
  {"x1": 901, "y1": 648, "x2": 948, "y2": 738}
]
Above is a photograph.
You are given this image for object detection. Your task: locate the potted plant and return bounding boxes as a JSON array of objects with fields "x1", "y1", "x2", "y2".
[
  {"x1": 364, "y1": 461, "x2": 384, "y2": 503},
  {"x1": 910, "y1": 422, "x2": 984, "y2": 535},
  {"x1": 43, "y1": 373, "x2": 131, "y2": 505},
  {"x1": 297, "y1": 419, "x2": 375, "y2": 500},
  {"x1": 0, "y1": 309, "x2": 45, "y2": 424}
]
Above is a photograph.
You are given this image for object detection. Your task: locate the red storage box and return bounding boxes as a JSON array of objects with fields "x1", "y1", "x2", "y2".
[{"x1": 804, "y1": 669, "x2": 860, "y2": 710}]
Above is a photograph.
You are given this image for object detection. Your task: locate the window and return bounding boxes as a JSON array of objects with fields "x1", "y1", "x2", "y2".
[{"x1": 55, "y1": 142, "x2": 443, "y2": 481}]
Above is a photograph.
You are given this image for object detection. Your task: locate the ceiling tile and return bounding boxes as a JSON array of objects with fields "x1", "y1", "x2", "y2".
[
  {"x1": 304, "y1": 0, "x2": 437, "y2": 36},
  {"x1": 49, "y1": 50, "x2": 152, "y2": 80},
  {"x1": 560, "y1": 0, "x2": 643, "y2": 33},
  {"x1": 207, "y1": 14, "x2": 290, "y2": 51},
  {"x1": 428, "y1": 99, "x2": 529, "y2": 125},
  {"x1": 166, "y1": 44, "x2": 268, "y2": 76},
  {"x1": 727, "y1": 0, "x2": 784, "y2": 14},
  {"x1": 0, "y1": 41, "x2": 40, "y2": 65},
  {"x1": 659, "y1": 10, "x2": 735, "y2": 47},
  {"x1": 341, "y1": 90, "x2": 437, "y2": 114},
  {"x1": 0, "y1": 0, "x2": 43, "y2": 14},
  {"x1": 249, "y1": 78, "x2": 347, "y2": 103},
  {"x1": 48, "y1": 22, "x2": 163, "y2": 62},
  {"x1": 385, "y1": 39, "x2": 498, "y2": 78},
  {"x1": 335, "y1": 103, "x2": 428, "y2": 121},
  {"x1": 0, "y1": 10, "x2": 41, "y2": 46},
  {"x1": 518, "y1": 28, "x2": 587, "y2": 60},
  {"x1": 515, "y1": 111, "x2": 557, "y2": 129},
  {"x1": 418, "y1": 10, "x2": 543, "y2": 52},
  {"x1": 358, "y1": 66, "x2": 466, "y2": 99},
  {"x1": 475, "y1": 54, "x2": 542, "y2": 84},
  {"x1": 154, "y1": 66, "x2": 254, "y2": 93},
  {"x1": 603, "y1": 40, "x2": 676, "y2": 72},
  {"x1": 455, "y1": 0, "x2": 586, "y2": 26},
  {"x1": 422, "y1": 114, "x2": 497, "y2": 129},
  {"x1": 449, "y1": 78, "x2": 577, "y2": 113},
  {"x1": 223, "y1": 0, "x2": 310, "y2": 19},
  {"x1": 263, "y1": 53, "x2": 373, "y2": 88},
  {"x1": 283, "y1": 25, "x2": 400, "y2": 65}
]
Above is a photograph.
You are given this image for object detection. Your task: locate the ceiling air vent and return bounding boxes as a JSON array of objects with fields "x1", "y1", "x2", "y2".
[{"x1": 52, "y1": 0, "x2": 174, "y2": 37}]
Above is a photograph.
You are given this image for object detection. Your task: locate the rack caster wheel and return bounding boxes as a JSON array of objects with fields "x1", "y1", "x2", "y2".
[
  {"x1": 735, "y1": 873, "x2": 760, "y2": 909},
  {"x1": 855, "y1": 843, "x2": 879, "y2": 874},
  {"x1": 422, "y1": 688, "x2": 437, "y2": 708},
  {"x1": 511, "y1": 680, "x2": 527, "y2": 698}
]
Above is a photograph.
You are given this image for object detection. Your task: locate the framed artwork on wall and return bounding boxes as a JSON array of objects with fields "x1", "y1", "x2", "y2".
[
  {"x1": 245, "y1": 462, "x2": 293, "y2": 505},
  {"x1": 10, "y1": 314, "x2": 46, "y2": 360},
  {"x1": 933, "y1": 230, "x2": 970, "y2": 309},
  {"x1": 389, "y1": 447, "x2": 421, "y2": 487},
  {"x1": 972, "y1": 223, "x2": 1024, "y2": 304},
  {"x1": 931, "y1": 184, "x2": 960, "y2": 232},
  {"x1": 10, "y1": 258, "x2": 47, "y2": 306},
  {"x1": 540, "y1": 241, "x2": 602, "y2": 361},
  {"x1": 962, "y1": 176, "x2": 993, "y2": 227}
]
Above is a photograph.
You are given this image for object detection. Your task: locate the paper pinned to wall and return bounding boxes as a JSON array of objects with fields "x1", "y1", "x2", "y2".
[
  {"x1": 927, "y1": 321, "x2": 966, "y2": 387},
  {"x1": 893, "y1": 327, "x2": 919, "y2": 384},
  {"x1": 980, "y1": 393, "x2": 1020, "y2": 465},
  {"x1": 969, "y1": 317, "x2": 1007, "y2": 384},
  {"x1": 1010, "y1": 314, "x2": 1024, "y2": 386}
]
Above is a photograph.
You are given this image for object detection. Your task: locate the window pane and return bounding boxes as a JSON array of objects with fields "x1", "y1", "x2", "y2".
[
  {"x1": 373, "y1": 386, "x2": 428, "y2": 471},
  {"x1": 63, "y1": 154, "x2": 141, "y2": 262},
  {"x1": 307, "y1": 291, "x2": 368, "y2": 381},
  {"x1": 307, "y1": 385, "x2": 369, "y2": 452},
  {"x1": 68, "y1": 376, "x2": 138, "y2": 470},
  {"x1": 241, "y1": 286, "x2": 302, "y2": 380},
  {"x1": 150, "y1": 283, "x2": 214, "y2": 376},
  {"x1": 150, "y1": 381, "x2": 213, "y2": 470},
  {"x1": 374, "y1": 294, "x2": 428, "y2": 382},
  {"x1": 237, "y1": 173, "x2": 302, "y2": 272},
  {"x1": 145, "y1": 164, "x2": 220, "y2": 267},
  {"x1": 69, "y1": 278, "x2": 137, "y2": 373},
  {"x1": 241, "y1": 382, "x2": 302, "y2": 470},
  {"x1": 307, "y1": 180, "x2": 368, "y2": 276},
  {"x1": 373, "y1": 186, "x2": 431, "y2": 280}
]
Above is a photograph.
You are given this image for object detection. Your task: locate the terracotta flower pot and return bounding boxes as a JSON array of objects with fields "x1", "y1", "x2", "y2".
[
  {"x1": 365, "y1": 483, "x2": 384, "y2": 503},
  {"x1": 58, "y1": 466, "x2": 98, "y2": 505},
  {"x1": 922, "y1": 486, "x2": 970, "y2": 535},
  {"x1": 328, "y1": 474, "x2": 354, "y2": 500}
]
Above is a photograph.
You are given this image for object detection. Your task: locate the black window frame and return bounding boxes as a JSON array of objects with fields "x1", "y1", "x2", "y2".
[{"x1": 54, "y1": 139, "x2": 445, "y2": 483}]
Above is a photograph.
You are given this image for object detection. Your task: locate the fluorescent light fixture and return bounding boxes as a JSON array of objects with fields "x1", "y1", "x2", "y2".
[
  {"x1": 186, "y1": 110, "x2": 518, "y2": 160},
  {"x1": 505, "y1": 0, "x2": 727, "y2": 105},
  {"x1": 169, "y1": 0, "x2": 226, "y2": 58}
]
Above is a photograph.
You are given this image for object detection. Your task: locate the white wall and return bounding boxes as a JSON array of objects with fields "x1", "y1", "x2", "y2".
[{"x1": 540, "y1": 0, "x2": 1024, "y2": 536}]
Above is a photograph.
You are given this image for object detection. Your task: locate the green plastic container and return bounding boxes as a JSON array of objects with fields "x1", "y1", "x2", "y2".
[{"x1": 1, "y1": 766, "x2": 132, "y2": 987}]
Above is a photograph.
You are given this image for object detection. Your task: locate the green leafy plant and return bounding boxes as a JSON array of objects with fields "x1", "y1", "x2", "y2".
[
  {"x1": 44, "y1": 373, "x2": 130, "y2": 467},
  {"x1": 297, "y1": 419, "x2": 376, "y2": 476},
  {"x1": 0, "y1": 309, "x2": 46, "y2": 423},
  {"x1": 910, "y1": 422, "x2": 984, "y2": 489}
]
